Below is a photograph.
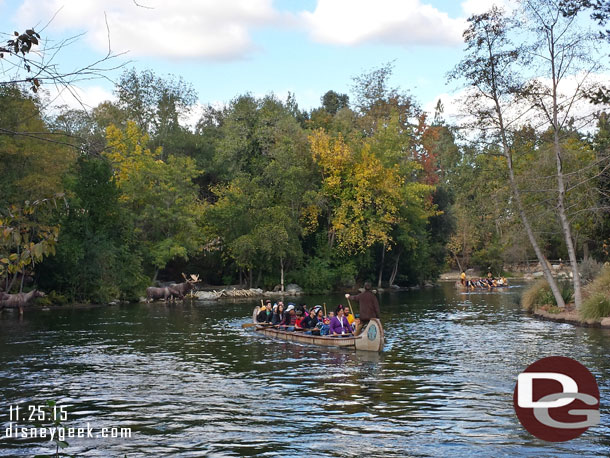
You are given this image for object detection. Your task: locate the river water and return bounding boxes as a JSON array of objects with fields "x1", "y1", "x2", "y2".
[{"x1": 0, "y1": 282, "x2": 608, "y2": 457}]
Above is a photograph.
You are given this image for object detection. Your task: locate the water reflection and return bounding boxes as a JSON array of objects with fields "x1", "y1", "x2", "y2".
[{"x1": 0, "y1": 283, "x2": 609, "y2": 457}]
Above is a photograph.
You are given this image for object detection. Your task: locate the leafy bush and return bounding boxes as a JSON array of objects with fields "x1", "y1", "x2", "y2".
[
  {"x1": 580, "y1": 266, "x2": 610, "y2": 320},
  {"x1": 291, "y1": 257, "x2": 357, "y2": 292}
]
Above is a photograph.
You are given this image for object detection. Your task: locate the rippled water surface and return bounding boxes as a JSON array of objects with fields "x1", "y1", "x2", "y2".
[{"x1": 1, "y1": 283, "x2": 609, "y2": 457}]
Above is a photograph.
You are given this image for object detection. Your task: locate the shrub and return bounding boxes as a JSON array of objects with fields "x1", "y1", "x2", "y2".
[
  {"x1": 581, "y1": 293, "x2": 610, "y2": 320},
  {"x1": 521, "y1": 279, "x2": 573, "y2": 312},
  {"x1": 580, "y1": 266, "x2": 610, "y2": 320},
  {"x1": 579, "y1": 258, "x2": 602, "y2": 285},
  {"x1": 522, "y1": 279, "x2": 551, "y2": 312}
]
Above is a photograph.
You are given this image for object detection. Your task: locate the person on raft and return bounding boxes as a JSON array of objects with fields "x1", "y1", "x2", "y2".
[{"x1": 345, "y1": 281, "x2": 380, "y2": 336}]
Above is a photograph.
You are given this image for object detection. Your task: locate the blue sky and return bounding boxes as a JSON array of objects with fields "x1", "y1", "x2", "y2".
[{"x1": 0, "y1": 0, "x2": 522, "y2": 118}]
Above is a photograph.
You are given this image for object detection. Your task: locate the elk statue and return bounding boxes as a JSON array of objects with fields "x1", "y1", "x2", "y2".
[
  {"x1": 146, "y1": 273, "x2": 201, "y2": 302},
  {"x1": 0, "y1": 289, "x2": 46, "y2": 315}
]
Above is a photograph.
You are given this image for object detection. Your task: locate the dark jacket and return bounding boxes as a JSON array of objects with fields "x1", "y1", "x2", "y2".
[
  {"x1": 271, "y1": 312, "x2": 282, "y2": 325},
  {"x1": 348, "y1": 290, "x2": 380, "y2": 320},
  {"x1": 281, "y1": 312, "x2": 297, "y2": 326},
  {"x1": 301, "y1": 315, "x2": 318, "y2": 329},
  {"x1": 257, "y1": 309, "x2": 268, "y2": 323}
]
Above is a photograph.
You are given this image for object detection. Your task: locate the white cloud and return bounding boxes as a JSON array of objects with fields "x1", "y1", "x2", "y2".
[
  {"x1": 16, "y1": 0, "x2": 279, "y2": 60},
  {"x1": 460, "y1": 0, "x2": 508, "y2": 16},
  {"x1": 43, "y1": 84, "x2": 115, "y2": 112},
  {"x1": 301, "y1": 0, "x2": 465, "y2": 47},
  {"x1": 426, "y1": 72, "x2": 610, "y2": 136}
]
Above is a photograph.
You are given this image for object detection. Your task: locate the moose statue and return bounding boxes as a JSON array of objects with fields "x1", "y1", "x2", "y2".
[
  {"x1": 146, "y1": 273, "x2": 201, "y2": 303},
  {"x1": 0, "y1": 289, "x2": 46, "y2": 315}
]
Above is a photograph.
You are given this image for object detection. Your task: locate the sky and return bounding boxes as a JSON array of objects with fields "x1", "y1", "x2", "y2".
[{"x1": 0, "y1": 0, "x2": 601, "y2": 125}]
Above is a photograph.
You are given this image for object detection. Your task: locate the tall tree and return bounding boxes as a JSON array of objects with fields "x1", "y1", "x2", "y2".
[
  {"x1": 520, "y1": 0, "x2": 604, "y2": 308},
  {"x1": 450, "y1": 6, "x2": 568, "y2": 306},
  {"x1": 105, "y1": 122, "x2": 205, "y2": 280}
]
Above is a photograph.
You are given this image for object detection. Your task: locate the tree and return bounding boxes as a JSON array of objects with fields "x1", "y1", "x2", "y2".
[
  {"x1": 0, "y1": 86, "x2": 75, "y2": 204},
  {"x1": 105, "y1": 122, "x2": 205, "y2": 280},
  {"x1": 37, "y1": 157, "x2": 147, "y2": 302},
  {"x1": 1, "y1": 26, "x2": 124, "y2": 103},
  {"x1": 0, "y1": 198, "x2": 60, "y2": 293},
  {"x1": 321, "y1": 90, "x2": 349, "y2": 115},
  {"x1": 519, "y1": 0, "x2": 604, "y2": 308},
  {"x1": 450, "y1": 6, "x2": 568, "y2": 306}
]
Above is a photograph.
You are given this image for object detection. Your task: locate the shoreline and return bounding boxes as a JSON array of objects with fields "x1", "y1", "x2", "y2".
[{"x1": 530, "y1": 308, "x2": 610, "y2": 329}]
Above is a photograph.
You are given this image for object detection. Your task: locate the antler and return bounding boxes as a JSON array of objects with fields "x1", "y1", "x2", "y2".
[{"x1": 190, "y1": 274, "x2": 200, "y2": 282}]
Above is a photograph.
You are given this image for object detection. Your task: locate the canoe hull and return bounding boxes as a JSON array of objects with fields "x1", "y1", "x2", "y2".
[{"x1": 251, "y1": 307, "x2": 384, "y2": 352}]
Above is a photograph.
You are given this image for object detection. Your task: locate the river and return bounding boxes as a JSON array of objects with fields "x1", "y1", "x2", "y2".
[{"x1": 0, "y1": 282, "x2": 608, "y2": 457}]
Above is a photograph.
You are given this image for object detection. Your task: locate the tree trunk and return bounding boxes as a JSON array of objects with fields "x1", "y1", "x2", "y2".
[
  {"x1": 152, "y1": 268, "x2": 159, "y2": 284},
  {"x1": 19, "y1": 273, "x2": 25, "y2": 293},
  {"x1": 377, "y1": 243, "x2": 386, "y2": 288},
  {"x1": 388, "y1": 252, "x2": 401, "y2": 287},
  {"x1": 485, "y1": 40, "x2": 566, "y2": 309},
  {"x1": 504, "y1": 148, "x2": 565, "y2": 308},
  {"x1": 280, "y1": 257, "x2": 285, "y2": 293},
  {"x1": 238, "y1": 268, "x2": 242, "y2": 287},
  {"x1": 451, "y1": 252, "x2": 463, "y2": 272},
  {"x1": 256, "y1": 269, "x2": 262, "y2": 288},
  {"x1": 249, "y1": 269, "x2": 253, "y2": 289},
  {"x1": 552, "y1": 130, "x2": 582, "y2": 308},
  {"x1": 583, "y1": 242, "x2": 589, "y2": 260}
]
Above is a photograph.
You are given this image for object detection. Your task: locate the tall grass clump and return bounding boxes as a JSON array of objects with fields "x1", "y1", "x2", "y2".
[
  {"x1": 521, "y1": 278, "x2": 573, "y2": 312},
  {"x1": 581, "y1": 266, "x2": 610, "y2": 320},
  {"x1": 522, "y1": 279, "x2": 552, "y2": 312}
]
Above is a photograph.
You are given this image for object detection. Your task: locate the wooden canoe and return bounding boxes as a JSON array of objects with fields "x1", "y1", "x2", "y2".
[
  {"x1": 455, "y1": 280, "x2": 509, "y2": 290},
  {"x1": 250, "y1": 306, "x2": 384, "y2": 352}
]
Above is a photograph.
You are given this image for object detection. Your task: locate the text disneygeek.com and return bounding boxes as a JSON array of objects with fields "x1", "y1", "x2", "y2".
[{"x1": 4, "y1": 423, "x2": 132, "y2": 441}]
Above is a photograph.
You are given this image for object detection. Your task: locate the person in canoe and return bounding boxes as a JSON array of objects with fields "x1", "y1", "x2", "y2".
[
  {"x1": 301, "y1": 307, "x2": 320, "y2": 334},
  {"x1": 281, "y1": 304, "x2": 298, "y2": 331},
  {"x1": 257, "y1": 300, "x2": 272, "y2": 323},
  {"x1": 272, "y1": 303, "x2": 284, "y2": 325},
  {"x1": 345, "y1": 281, "x2": 380, "y2": 336},
  {"x1": 329, "y1": 305, "x2": 352, "y2": 337}
]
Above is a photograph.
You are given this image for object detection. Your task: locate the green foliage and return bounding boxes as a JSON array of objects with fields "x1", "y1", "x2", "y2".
[
  {"x1": 0, "y1": 85, "x2": 75, "y2": 205},
  {"x1": 105, "y1": 122, "x2": 205, "y2": 276},
  {"x1": 37, "y1": 157, "x2": 147, "y2": 303},
  {"x1": 291, "y1": 256, "x2": 356, "y2": 293},
  {"x1": 521, "y1": 279, "x2": 552, "y2": 312},
  {"x1": 581, "y1": 266, "x2": 610, "y2": 320},
  {"x1": 521, "y1": 279, "x2": 574, "y2": 312}
]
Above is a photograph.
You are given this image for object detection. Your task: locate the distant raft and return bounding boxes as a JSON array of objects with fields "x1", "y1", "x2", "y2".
[{"x1": 249, "y1": 306, "x2": 384, "y2": 352}]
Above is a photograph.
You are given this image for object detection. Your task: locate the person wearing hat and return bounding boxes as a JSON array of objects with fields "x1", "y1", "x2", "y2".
[
  {"x1": 281, "y1": 304, "x2": 297, "y2": 331},
  {"x1": 345, "y1": 281, "x2": 380, "y2": 336},
  {"x1": 301, "y1": 308, "x2": 319, "y2": 334}
]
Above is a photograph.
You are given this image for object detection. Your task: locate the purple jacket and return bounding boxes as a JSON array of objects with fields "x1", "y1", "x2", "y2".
[{"x1": 329, "y1": 316, "x2": 351, "y2": 335}]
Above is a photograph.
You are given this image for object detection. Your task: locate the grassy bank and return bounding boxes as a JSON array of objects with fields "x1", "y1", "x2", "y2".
[{"x1": 521, "y1": 265, "x2": 610, "y2": 325}]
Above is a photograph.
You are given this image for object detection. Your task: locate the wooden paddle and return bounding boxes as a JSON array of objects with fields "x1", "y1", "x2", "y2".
[{"x1": 242, "y1": 322, "x2": 274, "y2": 328}]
